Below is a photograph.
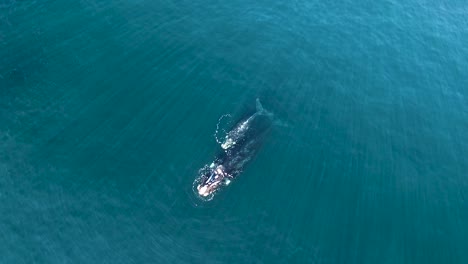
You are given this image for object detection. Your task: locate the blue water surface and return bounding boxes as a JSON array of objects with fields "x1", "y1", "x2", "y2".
[{"x1": 1, "y1": 0, "x2": 467, "y2": 263}]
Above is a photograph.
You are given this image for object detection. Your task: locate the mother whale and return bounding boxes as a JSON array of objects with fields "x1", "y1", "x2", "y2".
[{"x1": 195, "y1": 99, "x2": 272, "y2": 198}]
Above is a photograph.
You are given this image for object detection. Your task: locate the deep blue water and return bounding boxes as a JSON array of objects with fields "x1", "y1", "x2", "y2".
[{"x1": 1, "y1": 0, "x2": 468, "y2": 263}]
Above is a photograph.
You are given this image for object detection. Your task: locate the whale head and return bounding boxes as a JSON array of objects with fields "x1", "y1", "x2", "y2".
[
  {"x1": 197, "y1": 185, "x2": 209, "y2": 196},
  {"x1": 197, "y1": 170, "x2": 226, "y2": 197},
  {"x1": 197, "y1": 179, "x2": 221, "y2": 197}
]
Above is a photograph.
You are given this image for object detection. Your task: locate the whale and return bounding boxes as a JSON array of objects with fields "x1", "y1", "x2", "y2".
[
  {"x1": 196, "y1": 99, "x2": 272, "y2": 198},
  {"x1": 220, "y1": 99, "x2": 267, "y2": 150}
]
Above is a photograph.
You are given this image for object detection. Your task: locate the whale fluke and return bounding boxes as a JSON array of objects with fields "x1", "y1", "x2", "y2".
[
  {"x1": 255, "y1": 98, "x2": 274, "y2": 118},
  {"x1": 256, "y1": 98, "x2": 264, "y2": 113}
]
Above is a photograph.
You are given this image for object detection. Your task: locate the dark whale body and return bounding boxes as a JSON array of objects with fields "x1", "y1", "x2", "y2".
[{"x1": 195, "y1": 100, "x2": 272, "y2": 198}]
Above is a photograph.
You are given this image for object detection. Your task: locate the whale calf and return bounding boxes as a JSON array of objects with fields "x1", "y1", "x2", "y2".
[
  {"x1": 195, "y1": 99, "x2": 272, "y2": 198},
  {"x1": 220, "y1": 99, "x2": 266, "y2": 150}
]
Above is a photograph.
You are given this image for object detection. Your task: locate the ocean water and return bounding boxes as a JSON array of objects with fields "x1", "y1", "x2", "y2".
[{"x1": 1, "y1": 0, "x2": 468, "y2": 263}]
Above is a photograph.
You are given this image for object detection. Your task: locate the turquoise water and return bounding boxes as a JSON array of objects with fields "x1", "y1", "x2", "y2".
[{"x1": 1, "y1": 0, "x2": 468, "y2": 263}]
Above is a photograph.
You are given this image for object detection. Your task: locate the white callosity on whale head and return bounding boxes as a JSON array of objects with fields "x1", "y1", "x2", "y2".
[{"x1": 197, "y1": 185, "x2": 209, "y2": 196}]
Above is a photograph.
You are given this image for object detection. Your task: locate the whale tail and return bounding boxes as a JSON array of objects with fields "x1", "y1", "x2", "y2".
[
  {"x1": 256, "y1": 98, "x2": 264, "y2": 113},
  {"x1": 256, "y1": 98, "x2": 290, "y2": 127},
  {"x1": 255, "y1": 98, "x2": 273, "y2": 118}
]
